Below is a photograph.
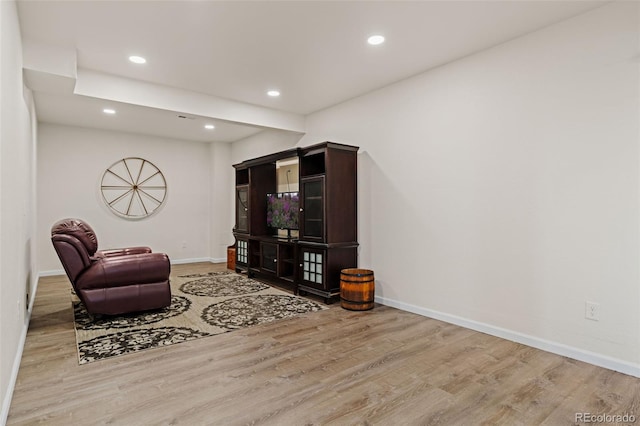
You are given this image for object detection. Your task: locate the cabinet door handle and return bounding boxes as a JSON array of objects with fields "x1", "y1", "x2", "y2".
[
  {"x1": 274, "y1": 259, "x2": 277, "y2": 263},
  {"x1": 299, "y1": 263, "x2": 303, "y2": 267},
  {"x1": 299, "y1": 208, "x2": 303, "y2": 212}
]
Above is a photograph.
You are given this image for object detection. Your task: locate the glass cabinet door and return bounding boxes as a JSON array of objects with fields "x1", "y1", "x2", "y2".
[
  {"x1": 299, "y1": 249, "x2": 325, "y2": 289},
  {"x1": 261, "y1": 242, "x2": 278, "y2": 274},
  {"x1": 235, "y1": 185, "x2": 249, "y2": 233},
  {"x1": 236, "y1": 239, "x2": 248, "y2": 266},
  {"x1": 300, "y1": 176, "x2": 324, "y2": 241}
]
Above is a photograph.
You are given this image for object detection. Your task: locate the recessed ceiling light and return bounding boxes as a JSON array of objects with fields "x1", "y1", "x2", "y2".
[
  {"x1": 129, "y1": 55, "x2": 146, "y2": 64},
  {"x1": 367, "y1": 35, "x2": 385, "y2": 45},
  {"x1": 103, "y1": 108, "x2": 116, "y2": 114},
  {"x1": 267, "y1": 90, "x2": 280, "y2": 97},
  {"x1": 204, "y1": 124, "x2": 215, "y2": 130}
]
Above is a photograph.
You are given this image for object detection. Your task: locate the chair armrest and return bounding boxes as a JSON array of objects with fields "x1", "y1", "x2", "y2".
[
  {"x1": 77, "y1": 252, "x2": 170, "y2": 290},
  {"x1": 94, "y1": 246, "x2": 152, "y2": 258}
]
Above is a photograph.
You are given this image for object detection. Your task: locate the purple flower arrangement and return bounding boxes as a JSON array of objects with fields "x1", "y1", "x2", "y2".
[{"x1": 266, "y1": 192, "x2": 299, "y2": 229}]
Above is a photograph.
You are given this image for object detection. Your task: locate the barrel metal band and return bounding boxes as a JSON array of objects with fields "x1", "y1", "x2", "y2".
[
  {"x1": 340, "y1": 297, "x2": 372, "y2": 304},
  {"x1": 340, "y1": 278, "x2": 374, "y2": 283}
]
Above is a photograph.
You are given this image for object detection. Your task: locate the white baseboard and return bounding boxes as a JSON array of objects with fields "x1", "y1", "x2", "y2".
[
  {"x1": 39, "y1": 258, "x2": 227, "y2": 277},
  {"x1": 1, "y1": 278, "x2": 38, "y2": 426},
  {"x1": 171, "y1": 257, "x2": 226, "y2": 265},
  {"x1": 39, "y1": 269, "x2": 64, "y2": 277},
  {"x1": 375, "y1": 295, "x2": 640, "y2": 379}
]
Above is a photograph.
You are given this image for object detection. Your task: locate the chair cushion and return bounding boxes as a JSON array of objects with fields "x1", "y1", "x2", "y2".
[
  {"x1": 76, "y1": 253, "x2": 171, "y2": 290},
  {"x1": 51, "y1": 218, "x2": 98, "y2": 256}
]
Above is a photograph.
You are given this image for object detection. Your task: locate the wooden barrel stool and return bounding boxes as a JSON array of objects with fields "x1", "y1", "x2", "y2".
[
  {"x1": 227, "y1": 245, "x2": 236, "y2": 271},
  {"x1": 340, "y1": 268, "x2": 375, "y2": 311}
]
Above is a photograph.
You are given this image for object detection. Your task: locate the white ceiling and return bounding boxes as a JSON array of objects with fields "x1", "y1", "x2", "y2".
[{"x1": 16, "y1": 0, "x2": 608, "y2": 143}]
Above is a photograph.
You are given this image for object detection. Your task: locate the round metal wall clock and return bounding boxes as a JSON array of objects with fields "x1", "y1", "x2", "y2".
[{"x1": 100, "y1": 157, "x2": 167, "y2": 218}]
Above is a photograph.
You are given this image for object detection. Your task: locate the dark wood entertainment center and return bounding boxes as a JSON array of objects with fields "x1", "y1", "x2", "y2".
[{"x1": 233, "y1": 141, "x2": 358, "y2": 302}]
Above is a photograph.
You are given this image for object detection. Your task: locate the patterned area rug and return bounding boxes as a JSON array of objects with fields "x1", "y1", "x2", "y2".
[{"x1": 73, "y1": 272, "x2": 325, "y2": 364}]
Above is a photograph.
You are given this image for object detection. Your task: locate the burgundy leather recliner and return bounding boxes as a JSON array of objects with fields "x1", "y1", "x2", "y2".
[{"x1": 51, "y1": 218, "x2": 171, "y2": 315}]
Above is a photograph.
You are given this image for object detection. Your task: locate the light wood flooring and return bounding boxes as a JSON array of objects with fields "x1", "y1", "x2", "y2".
[{"x1": 7, "y1": 262, "x2": 640, "y2": 425}]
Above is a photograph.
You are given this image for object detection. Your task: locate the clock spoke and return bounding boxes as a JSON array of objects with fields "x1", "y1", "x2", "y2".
[
  {"x1": 138, "y1": 187, "x2": 164, "y2": 205},
  {"x1": 105, "y1": 169, "x2": 133, "y2": 186},
  {"x1": 133, "y1": 159, "x2": 146, "y2": 186},
  {"x1": 138, "y1": 170, "x2": 163, "y2": 186},
  {"x1": 136, "y1": 189, "x2": 149, "y2": 216},
  {"x1": 123, "y1": 158, "x2": 137, "y2": 186},
  {"x1": 107, "y1": 189, "x2": 133, "y2": 207}
]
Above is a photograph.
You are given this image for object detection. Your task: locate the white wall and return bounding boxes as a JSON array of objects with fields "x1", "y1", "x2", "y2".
[
  {"x1": 210, "y1": 141, "x2": 234, "y2": 261},
  {"x1": 1, "y1": 1, "x2": 38, "y2": 422},
  {"x1": 238, "y1": 2, "x2": 640, "y2": 375},
  {"x1": 37, "y1": 124, "x2": 214, "y2": 273},
  {"x1": 231, "y1": 129, "x2": 302, "y2": 165}
]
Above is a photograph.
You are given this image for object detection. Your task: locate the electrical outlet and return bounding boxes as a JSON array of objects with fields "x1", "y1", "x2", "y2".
[{"x1": 585, "y1": 301, "x2": 600, "y2": 321}]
